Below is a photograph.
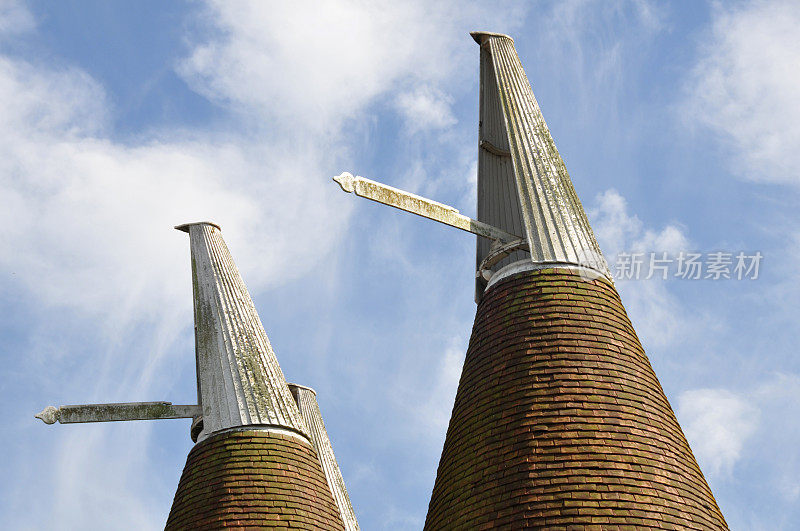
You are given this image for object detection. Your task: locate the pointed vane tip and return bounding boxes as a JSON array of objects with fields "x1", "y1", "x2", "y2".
[
  {"x1": 333, "y1": 172, "x2": 355, "y2": 193},
  {"x1": 470, "y1": 31, "x2": 513, "y2": 45},
  {"x1": 35, "y1": 406, "x2": 60, "y2": 425},
  {"x1": 174, "y1": 221, "x2": 222, "y2": 233}
]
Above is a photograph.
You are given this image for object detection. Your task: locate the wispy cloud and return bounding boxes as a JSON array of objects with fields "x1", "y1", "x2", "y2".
[
  {"x1": 685, "y1": 0, "x2": 800, "y2": 184},
  {"x1": 179, "y1": 0, "x2": 525, "y2": 135},
  {"x1": 752, "y1": 374, "x2": 800, "y2": 502},
  {"x1": 0, "y1": 20, "x2": 355, "y2": 531},
  {"x1": 678, "y1": 387, "x2": 758, "y2": 477},
  {"x1": 534, "y1": 0, "x2": 665, "y2": 118},
  {"x1": 402, "y1": 337, "x2": 465, "y2": 439},
  {"x1": 678, "y1": 373, "x2": 800, "y2": 508},
  {"x1": 0, "y1": 2, "x2": 527, "y2": 528},
  {"x1": 0, "y1": 0, "x2": 34, "y2": 39},
  {"x1": 587, "y1": 189, "x2": 710, "y2": 349},
  {"x1": 394, "y1": 86, "x2": 456, "y2": 134}
]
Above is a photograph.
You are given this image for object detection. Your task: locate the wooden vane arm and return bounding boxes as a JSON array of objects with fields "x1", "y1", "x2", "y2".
[
  {"x1": 35, "y1": 402, "x2": 201, "y2": 425},
  {"x1": 333, "y1": 172, "x2": 522, "y2": 244}
]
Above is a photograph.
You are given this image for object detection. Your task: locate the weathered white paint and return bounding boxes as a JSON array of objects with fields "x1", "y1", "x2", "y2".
[
  {"x1": 333, "y1": 172, "x2": 520, "y2": 244},
  {"x1": 289, "y1": 384, "x2": 360, "y2": 531},
  {"x1": 35, "y1": 402, "x2": 201, "y2": 424},
  {"x1": 177, "y1": 222, "x2": 308, "y2": 441},
  {"x1": 473, "y1": 31, "x2": 611, "y2": 298}
]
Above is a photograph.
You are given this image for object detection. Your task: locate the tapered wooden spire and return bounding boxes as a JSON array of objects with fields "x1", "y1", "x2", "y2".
[
  {"x1": 167, "y1": 222, "x2": 345, "y2": 530},
  {"x1": 177, "y1": 221, "x2": 305, "y2": 439},
  {"x1": 473, "y1": 31, "x2": 610, "y2": 299},
  {"x1": 423, "y1": 34, "x2": 727, "y2": 529}
]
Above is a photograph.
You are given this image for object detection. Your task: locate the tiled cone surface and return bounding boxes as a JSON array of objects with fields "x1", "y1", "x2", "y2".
[
  {"x1": 166, "y1": 430, "x2": 345, "y2": 530},
  {"x1": 425, "y1": 269, "x2": 728, "y2": 530}
]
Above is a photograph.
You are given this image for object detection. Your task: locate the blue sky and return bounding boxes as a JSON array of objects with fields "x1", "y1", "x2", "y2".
[{"x1": 1, "y1": 0, "x2": 798, "y2": 529}]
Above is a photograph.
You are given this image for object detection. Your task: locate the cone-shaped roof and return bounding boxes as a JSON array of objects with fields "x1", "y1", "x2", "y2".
[
  {"x1": 166, "y1": 428, "x2": 345, "y2": 530},
  {"x1": 426, "y1": 269, "x2": 727, "y2": 528},
  {"x1": 290, "y1": 384, "x2": 360, "y2": 531},
  {"x1": 176, "y1": 222, "x2": 305, "y2": 440},
  {"x1": 472, "y1": 32, "x2": 609, "y2": 298}
]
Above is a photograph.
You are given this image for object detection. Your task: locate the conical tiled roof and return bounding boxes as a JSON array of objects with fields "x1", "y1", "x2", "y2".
[
  {"x1": 166, "y1": 429, "x2": 344, "y2": 529},
  {"x1": 167, "y1": 222, "x2": 346, "y2": 530},
  {"x1": 423, "y1": 34, "x2": 727, "y2": 529},
  {"x1": 425, "y1": 269, "x2": 727, "y2": 529}
]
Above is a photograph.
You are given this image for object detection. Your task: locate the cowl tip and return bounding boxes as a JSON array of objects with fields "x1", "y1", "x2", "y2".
[
  {"x1": 470, "y1": 31, "x2": 514, "y2": 44},
  {"x1": 175, "y1": 221, "x2": 222, "y2": 233},
  {"x1": 287, "y1": 383, "x2": 317, "y2": 396}
]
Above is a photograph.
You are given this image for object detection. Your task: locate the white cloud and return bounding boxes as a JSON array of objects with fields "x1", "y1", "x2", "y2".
[
  {"x1": 0, "y1": 56, "x2": 107, "y2": 136},
  {"x1": 0, "y1": 35, "x2": 354, "y2": 531},
  {"x1": 462, "y1": 158, "x2": 478, "y2": 211},
  {"x1": 536, "y1": 0, "x2": 665, "y2": 118},
  {"x1": 180, "y1": 0, "x2": 436, "y2": 129},
  {"x1": 590, "y1": 189, "x2": 689, "y2": 258},
  {"x1": 588, "y1": 189, "x2": 701, "y2": 348},
  {"x1": 0, "y1": 0, "x2": 34, "y2": 38},
  {"x1": 678, "y1": 373, "x2": 800, "y2": 509},
  {"x1": 589, "y1": 190, "x2": 642, "y2": 255},
  {"x1": 686, "y1": 0, "x2": 800, "y2": 184},
  {"x1": 179, "y1": 0, "x2": 525, "y2": 134},
  {"x1": 422, "y1": 341, "x2": 464, "y2": 433},
  {"x1": 0, "y1": 59, "x2": 350, "y2": 328},
  {"x1": 394, "y1": 86, "x2": 456, "y2": 133},
  {"x1": 0, "y1": 2, "x2": 530, "y2": 528},
  {"x1": 678, "y1": 388, "x2": 758, "y2": 477}
]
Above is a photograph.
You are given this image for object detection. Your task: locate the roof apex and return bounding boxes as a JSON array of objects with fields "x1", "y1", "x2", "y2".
[
  {"x1": 470, "y1": 31, "x2": 513, "y2": 44},
  {"x1": 174, "y1": 221, "x2": 221, "y2": 233}
]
